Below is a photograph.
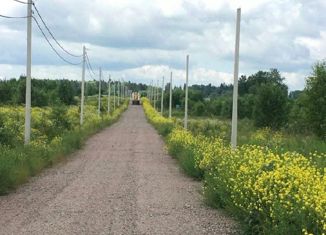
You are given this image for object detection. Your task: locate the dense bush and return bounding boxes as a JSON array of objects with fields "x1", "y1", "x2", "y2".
[
  {"x1": 200, "y1": 140, "x2": 325, "y2": 235},
  {"x1": 167, "y1": 128, "x2": 206, "y2": 178},
  {"x1": 305, "y1": 61, "x2": 326, "y2": 139},
  {"x1": 253, "y1": 83, "x2": 288, "y2": 129},
  {"x1": 142, "y1": 98, "x2": 173, "y2": 136}
]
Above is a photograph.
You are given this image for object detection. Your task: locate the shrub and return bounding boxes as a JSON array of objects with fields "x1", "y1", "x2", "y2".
[
  {"x1": 167, "y1": 128, "x2": 205, "y2": 178},
  {"x1": 142, "y1": 98, "x2": 173, "y2": 136}
]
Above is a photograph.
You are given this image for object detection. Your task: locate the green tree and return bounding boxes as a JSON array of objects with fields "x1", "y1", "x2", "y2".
[
  {"x1": 305, "y1": 61, "x2": 326, "y2": 138},
  {"x1": 288, "y1": 91, "x2": 310, "y2": 134},
  {"x1": 86, "y1": 80, "x2": 98, "y2": 96},
  {"x1": 220, "y1": 96, "x2": 232, "y2": 118},
  {"x1": 58, "y1": 80, "x2": 75, "y2": 105},
  {"x1": 253, "y1": 83, "x2": 288, "y2": 129},
  {"x1": 192, "y1": 101, "x2": 205, "y2": 116},
  {"x1": 238, "y1": 94, "x2": 255, "y2": 119}
]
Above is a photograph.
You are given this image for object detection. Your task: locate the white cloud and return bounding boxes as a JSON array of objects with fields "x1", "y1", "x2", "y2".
[
  {"x1": 0, "y1": 63, "x2": 232, "y2": 87},
  {"x1": 283, "y1": 72, "x2": 306, "y2": 91},
  {"x1": 0, "y1": 0, "x2": 325, "y2": 91},
  {"x1": 295, "y1": 31, "x2": 326, "y2": 60}
]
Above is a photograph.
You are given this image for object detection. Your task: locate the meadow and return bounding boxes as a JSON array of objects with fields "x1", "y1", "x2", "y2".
[
  {"x1": 143, "y1": 98, "x2": 326, "y2": 235},
  {"x1": 174, "y1": 117, "x2": 326, "y2": 169}
]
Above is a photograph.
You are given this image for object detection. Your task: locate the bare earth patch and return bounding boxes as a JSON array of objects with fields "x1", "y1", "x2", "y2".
[{"x1": 0, "y1": 105, "x2": 238, "y2": 235}]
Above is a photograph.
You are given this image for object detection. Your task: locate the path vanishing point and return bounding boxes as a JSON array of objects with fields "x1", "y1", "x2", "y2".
[{"x1": 0, "y1": 105, "x2": 237, "y2": 235}]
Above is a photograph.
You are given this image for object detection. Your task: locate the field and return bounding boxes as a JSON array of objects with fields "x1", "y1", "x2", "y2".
[
  {"x1": 174, "y1": 117, "x2": 326, "y2": 169},
  {"x1": 0, "y1": 96, "x2": 128, "y2": 194},
  {"x1": 143, "y1": 98, "x2": 326, "y2": 235}
]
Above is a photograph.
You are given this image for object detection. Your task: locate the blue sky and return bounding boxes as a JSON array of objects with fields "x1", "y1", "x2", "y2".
[{"x1": 0, "y1": 0, "x2": 325, "y2": 90}]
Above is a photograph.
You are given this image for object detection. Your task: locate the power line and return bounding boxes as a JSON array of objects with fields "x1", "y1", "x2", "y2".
[
  {"x1": 33, "y1": 16, "x2": 82, "y2": 66},
  {"x1": 12, "y1": 0, "x2": 32, "y2": 4},
  {"x1": 0, "y1": 14, "x2": 30, "y2": 18},
  {"x1": 32, "y1": 3, "x2": 83, "y2": 58},
  {"x1": 85, "y1": 60, "x2": 96, "y2": 80},
  {"x1": 85, "y1": 53, "x2": 96, "y2": 75}
]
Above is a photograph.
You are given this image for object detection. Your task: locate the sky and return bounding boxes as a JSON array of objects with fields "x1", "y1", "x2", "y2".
[{"x1": 0, "y1": 0, "x2": 325, "y2": 90}]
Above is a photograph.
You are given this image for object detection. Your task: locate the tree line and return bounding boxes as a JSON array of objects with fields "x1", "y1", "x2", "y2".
[
  {"x1": 0, "y1": 78, "x2": 146, "y2": 106},
  {"x1": 161, "y1": 61, "x2": 325, "y2": 139},
  {"x1": 0, "y1": 60, "x2": 325, "y2": 139}
]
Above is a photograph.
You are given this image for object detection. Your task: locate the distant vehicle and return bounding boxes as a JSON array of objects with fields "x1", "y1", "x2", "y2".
[{"x1": 132, "y1": 92, "x2": 141, "y2": 105}]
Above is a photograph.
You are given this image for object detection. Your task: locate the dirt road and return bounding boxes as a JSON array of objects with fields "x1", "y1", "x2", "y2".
[{"x1": 0, "y1": 105, "x2": 237, "y2": 235}]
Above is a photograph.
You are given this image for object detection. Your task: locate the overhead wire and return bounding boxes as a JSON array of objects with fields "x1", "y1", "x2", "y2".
[
  {"x1": 32, "y1": 2, "x2": 83, "y2": 58},
  {"x1": 3, "y1": 0, "x2": 97, "y2": 70},
  {"x1": 1, "y1": 0, "x2": 32, "y2": 18},
  {"x1": 85, "y1": 59, "x2": 96, "y2": 80},
  {"x1": 33, "y1": 16, "x2": 82, "y2": 66},
  {"x1": 12, "y1": 0, "x2": 31, "y2": 4},
  {"x1": 0, "y1": 14, "x2": 30, "y2": 18},
  {"x1": 85, "y1": 52, "x2": 96, "y2": 75}
]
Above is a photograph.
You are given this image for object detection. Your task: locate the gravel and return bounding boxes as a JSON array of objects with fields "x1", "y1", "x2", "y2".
[{"x1": 0, "y1": 105, "x2": 238, "y2": 235}]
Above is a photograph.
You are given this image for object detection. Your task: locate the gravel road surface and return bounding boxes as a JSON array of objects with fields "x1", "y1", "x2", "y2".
[{"x1": 0, "y1": 105, "x2": 238, "y2": 235}]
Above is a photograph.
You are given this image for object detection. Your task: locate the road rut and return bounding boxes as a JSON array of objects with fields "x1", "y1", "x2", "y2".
[{"x1": 0, "y1": 105, "x2": 237, "y2": 235}]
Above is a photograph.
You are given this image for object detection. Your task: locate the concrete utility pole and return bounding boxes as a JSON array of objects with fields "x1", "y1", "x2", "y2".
[
  {"x1": 147, "y1": 85, "x2": 150, "y2": 100},
  {"x1": 169, "y1": 71, "x2": 172, "y2": 118},
  {"x1": 24, "y1": 0, "x2": 32, "y2": 144},
  {"x1": 156, "y1": 79, "x2": 159, "y2": 111},
  {"x1": 151, "y1": 80, "x2": 154, "y2": 104},
  {"x1": 118, "y1": 80, "x2": 120, "y2": 106},
  {"x1": 231, "y1": 8, "x2": 241, "y2": 149},
  {"x1": 161, "y1": 76, "x2": 164, "y2": 115},
  {"x1": 120, "y1": 79, "x2": 124, "y2": 104},
  {"x1": 153, "y1": 80, "x2": 156, "y2": 109},
  {"x1": 108, "y1": 75, "x2": 111, "y2": 114},
  {"x1": 184, "y1": 55, "x2": 189, "y2": 130},
  {"x1": 121, "y1": 80, "x2": 123, "y2": 101},
  {"x1": 122, "y1": 80, "x2": 124, "y2": 101},
  {"x1": 123, "y1": 81, "x2": 125, "y2": 100},
  {"x1": 98, "y1": 67, "x2": 102, "y2": 116},
  {"x1": 113, "y1": 82, "x2": 116, "y2": 111},
  {"x1": 80, "y1": 46, "x2": 86, "y2": 125}
]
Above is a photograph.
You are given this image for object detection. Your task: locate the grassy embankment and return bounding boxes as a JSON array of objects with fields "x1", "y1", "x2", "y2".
[{"x1": 143, "y1": 98, "x2": 325, "y2": 235}]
